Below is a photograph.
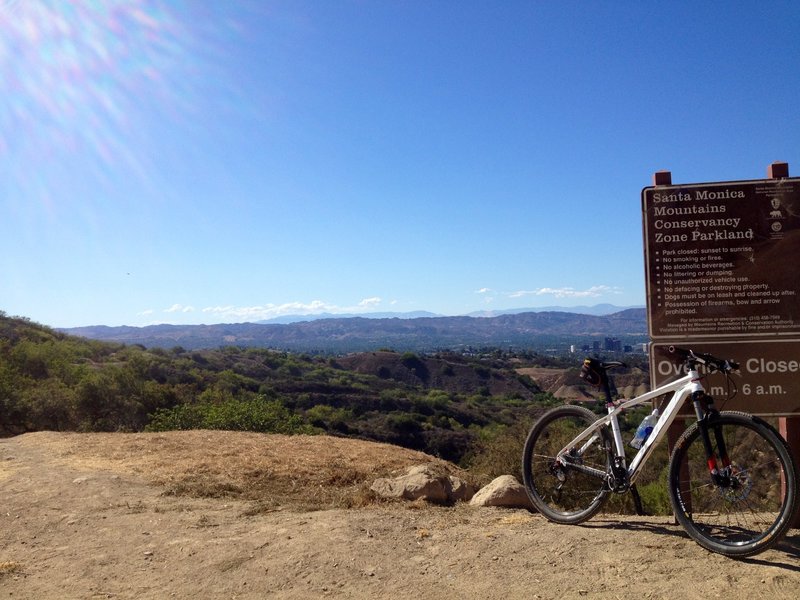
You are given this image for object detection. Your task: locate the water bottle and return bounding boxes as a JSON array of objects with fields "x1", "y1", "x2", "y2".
[{"x1": 630, "y1": 409, "x2": 659, "y2": 449}]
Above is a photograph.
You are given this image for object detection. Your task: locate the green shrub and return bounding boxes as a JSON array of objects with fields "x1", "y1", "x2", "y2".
[
  {"x1": 146, "y1": 396, "x2": 312, "y2": 435},
  {"x1": 305, "y1": 404, "x2": 354, "y2": 430},
  {"x1": 466, "y1": 419, "x2": 535, "y2": 483}
]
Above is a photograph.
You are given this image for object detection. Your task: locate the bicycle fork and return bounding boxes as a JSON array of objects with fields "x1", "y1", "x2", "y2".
[{"x1": 692, "y1": 391, "x2": 734, "y2": 486}]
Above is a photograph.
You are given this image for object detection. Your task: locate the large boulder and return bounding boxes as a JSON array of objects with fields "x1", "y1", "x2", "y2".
[
  {"x1": 469, "y1": 475, "x2": 534, "y2": 510},
  {"x1": 370, "y1": 465, "x2": 475, "y2": 504}
]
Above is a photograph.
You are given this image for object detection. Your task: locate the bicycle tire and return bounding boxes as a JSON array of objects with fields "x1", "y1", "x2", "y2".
[
  {"x1": 522, "y1": 404, "x2": 612, "y2": 524},
  {"x1": 668, "y1": 411, "x2": 798, "y2": 557}
]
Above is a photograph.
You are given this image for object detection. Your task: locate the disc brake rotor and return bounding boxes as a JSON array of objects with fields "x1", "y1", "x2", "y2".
[{"x1": 719, "y1": 463, "x2": 753, "y2": 503}]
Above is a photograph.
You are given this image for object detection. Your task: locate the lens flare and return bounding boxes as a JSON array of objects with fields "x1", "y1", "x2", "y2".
[{"x1": 0, "y1": 0, "x2": 250, "y2": 213}]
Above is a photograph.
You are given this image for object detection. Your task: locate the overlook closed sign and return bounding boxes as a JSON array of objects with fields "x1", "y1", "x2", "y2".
[
  {"x1": 642, "y1": 175, "x2": 800, "y2": 415},
  {"x1": 650, "y1": 341, "x2": 800, "y2": 415}
]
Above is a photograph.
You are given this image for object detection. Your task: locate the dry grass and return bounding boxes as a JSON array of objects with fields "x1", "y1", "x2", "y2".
[{"x1": 15, "y1": 431, "x2": 467, "y2": 511}]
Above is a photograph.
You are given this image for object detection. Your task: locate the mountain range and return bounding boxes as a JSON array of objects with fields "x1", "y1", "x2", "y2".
[
  {"x1": 257, "y1": 304, "x2": 643, "y2": 324},
  {"x1": 60, "y1": 308, "x2": 648, "y2": 353}
]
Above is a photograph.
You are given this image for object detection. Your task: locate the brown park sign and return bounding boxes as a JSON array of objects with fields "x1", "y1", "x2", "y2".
[{"x1": 642, "y1": 178, "x2": 800, "y2": 340}]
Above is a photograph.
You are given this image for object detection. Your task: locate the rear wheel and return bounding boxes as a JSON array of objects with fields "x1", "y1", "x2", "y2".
[
  {"x1": 522, "y1": 405, "x2": 612, "y2": 524},
  {"x1": 668, "y1": 411, "x2": 798, "y2": 557}
]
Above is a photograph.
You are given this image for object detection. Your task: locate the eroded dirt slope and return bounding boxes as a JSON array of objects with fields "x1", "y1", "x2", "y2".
[{"x1": 2, "y1": 431, "x2": 799, "y2": 599}]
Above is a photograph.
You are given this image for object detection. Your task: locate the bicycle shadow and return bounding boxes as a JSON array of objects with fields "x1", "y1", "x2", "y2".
[
  {"x1": 578, "y1": 517, "x2": 688, "y2": 541},
  {"x1": 577, "y1": 518, "x2": 800, "y2": 568},
  {"x1": 742, "y1": 531, "x2": 800, "y2": 569}
]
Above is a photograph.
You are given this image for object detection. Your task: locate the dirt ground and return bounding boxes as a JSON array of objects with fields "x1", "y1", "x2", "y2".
[{"x1": 2, "y1": 431, "x2": 799, "y2": 600}]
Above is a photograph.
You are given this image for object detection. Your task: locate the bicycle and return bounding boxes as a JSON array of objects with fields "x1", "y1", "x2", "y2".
[{"x1": 521, "y1": 347, "x2": 799, "y2": 557}]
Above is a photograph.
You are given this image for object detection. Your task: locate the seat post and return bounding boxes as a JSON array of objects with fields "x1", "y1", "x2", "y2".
[{"x1": 601, "y1": 370, "x2": 614, "y2": 404}]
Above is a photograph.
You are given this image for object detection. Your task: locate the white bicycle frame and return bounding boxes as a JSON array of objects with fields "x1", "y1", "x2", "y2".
[{"x1": 559, "y1": 366, "x2": 705, "y2": 485}]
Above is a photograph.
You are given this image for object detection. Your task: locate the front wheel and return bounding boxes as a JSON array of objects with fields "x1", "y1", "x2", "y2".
[
  {"x1": 522, "y1": 404, "x2": 612, "y2": 524},
  {"x1": 668, "y1": 411, "x2": 798, "y2": 557}
]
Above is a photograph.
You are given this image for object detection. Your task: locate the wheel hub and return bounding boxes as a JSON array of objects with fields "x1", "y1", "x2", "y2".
[{"x1": 718, "y1": 464, "x2": 753, "y2": 502}]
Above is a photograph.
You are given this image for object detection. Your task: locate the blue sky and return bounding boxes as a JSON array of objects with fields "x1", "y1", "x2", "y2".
[{"x1": 2, "y1": 0, "x2": 799, "y2": 328}]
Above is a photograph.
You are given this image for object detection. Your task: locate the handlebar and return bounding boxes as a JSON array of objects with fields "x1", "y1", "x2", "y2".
[{"x1": 667, "y1": 346, "x2": 740, "y2": 374}]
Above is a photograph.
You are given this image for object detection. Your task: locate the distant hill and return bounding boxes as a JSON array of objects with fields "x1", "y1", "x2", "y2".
[
  {"x1": 256, "y1": 304, "x2": 643, "y2": 324},
  {"x1": 257, "y1": 311, "x2": 442, "y2": 324},
  {"x1": 467, "y1": 304, "x2": 644, "y2": 317},
  {"x1": 334, "y1": 350, "x2": 542, "y2": 397},
  {"x1": 60, "y1": 309, "x2": 647, "y2": 352}
]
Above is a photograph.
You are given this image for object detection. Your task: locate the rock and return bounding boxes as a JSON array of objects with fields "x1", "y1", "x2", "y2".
[
  {"x1": 445, "y1": 475, "x2": 473, "y2": 502},
  {"x1": 469, "y1": 475, "x2": 534, "y2": 510},
  {"x1": 370, "y1": 465, "x2": 475, "y2": 504}
]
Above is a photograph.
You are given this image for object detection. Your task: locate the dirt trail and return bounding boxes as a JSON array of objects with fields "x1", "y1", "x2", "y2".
[{"x1": 2, "y1": 432, "x2": 799, "y2": 599}]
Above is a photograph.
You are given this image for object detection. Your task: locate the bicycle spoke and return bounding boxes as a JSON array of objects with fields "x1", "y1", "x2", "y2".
[{"x1": 522, "y1": 405, "x2": 611, "y2": 525}]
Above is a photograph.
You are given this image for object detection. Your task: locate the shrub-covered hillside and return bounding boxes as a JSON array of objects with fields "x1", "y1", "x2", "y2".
[{"x1": 0, "y1": 312, "x2": 565, "y2": 463}]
